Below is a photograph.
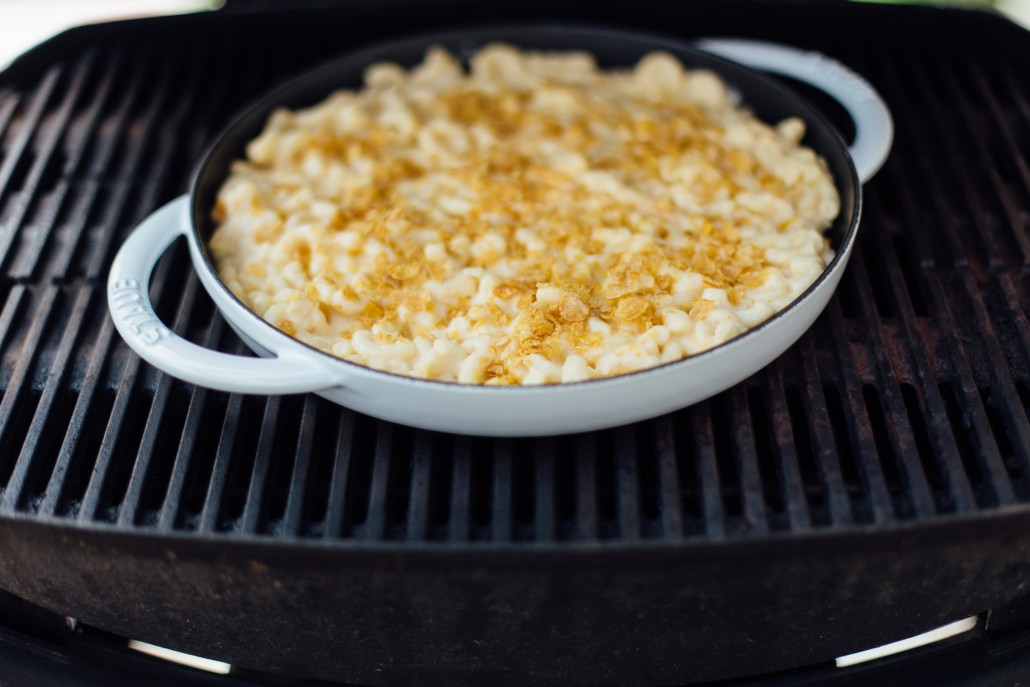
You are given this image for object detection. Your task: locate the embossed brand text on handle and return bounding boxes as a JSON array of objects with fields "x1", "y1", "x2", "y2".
[{"x1": 111, "y1": 278, "x2": 171, "y2": 345}]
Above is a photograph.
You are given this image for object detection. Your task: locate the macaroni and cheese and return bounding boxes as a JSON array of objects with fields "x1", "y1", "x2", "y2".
[{"x1": 210, "y1": 45, "x2": 839, "y2": 384}]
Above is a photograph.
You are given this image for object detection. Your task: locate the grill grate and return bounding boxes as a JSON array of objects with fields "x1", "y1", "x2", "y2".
[{"x1": 0, "y1": 3, "x2": 1027, "y2": 546}]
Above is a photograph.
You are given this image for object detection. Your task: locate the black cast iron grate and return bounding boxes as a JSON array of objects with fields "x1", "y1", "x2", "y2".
[{"x1": 0, "y1": 2, "x2": 1027, "y2": 547}]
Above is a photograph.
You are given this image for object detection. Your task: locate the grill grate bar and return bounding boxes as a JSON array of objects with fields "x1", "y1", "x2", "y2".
[
  {"x1": 573, "y1": 433, "x2": 600, "y2": 540},
  {"x1": 92, "y1": 40, "x2": 231, "y2": 525},
  {"x1": 179, "y1": 43, "x2": 291, "y2": 533},
  {"x1": 873, "y1": 199, "x2": 993, "y2": 509},
  {"x1": 0, "y1": 287, "x2": 92, "y2": 513},
  {"x1": 323, "y1": 409, "x2": 356, "y2": 538},
  {"x1": 33, "y1": 53, "x2": 123, "y2": 281},
  {"x1": 871, "y1": 90, "x2": 971, "y2": 271},
  {"x1": 153, "y1": 383, "x2": 209, "y2": 530},
  {"x1": 797, "y1": 338, "x2": 854, "y2": 526},
  {"x1": 533, "y1": 437, "x2": 557, "y2": 541},
  {"x1": 0, "y1": 91, "x2": 21, "y2": 150},
  {"x1": 868, "y1": 303, "x2": 939, "y2": 519},
  {"x1": 281, "y1": 395, "x2": 318, "y2": 537},
  {"x1": 361, "y1": 421, "x2": 397, "y2": 540},
  {"x1": 877, "y1": 50, "x2": 1025, "y2": 503},
  {"x1": 932, "y1": 56, "x2": 1030, "y2": 471},
  {"x1": 898, "y1": 48, "x2": 1009, "y2": 272},
  {"x1": 726, "y1": 386, "x2": 770, "y2": 534},
  {"x1": 99, "y1": 38, "x2": 290, "y2": 532},
  {"x1": 0, "y1": 287, "x2": 59, "y2": 500},
  {"x1": 832, "y1": 49, "x2": 984, "y2": 504},
  {"x1": 240, "y1": 397, "x2": 280, "y2": 534},
  {"x1": 490, "y1": 438, "x2": 514, "y2": 541},
  {"x1": 690, "y1": 403, "x2": 726, "y2": 538},
  {"x1": 995, "y1": 57, "x2": 1030, "y2": 226},
  {"x1": 155, "y1": 315, "x2": 226, "y2": 531},
  {"x1": 196, "y1": 385, "x2": 244, "y2": 533},
  {"x1": 0, "y1": 284, "x2": 26, "y2": 365},
  {"x1": 35, "y1": 79, "x2": 118, "y2": 280},
  {"x1": 997, "y1": 276, "x2": 1030, "y2": 379},
  {"x1": 405, "y1": 430, "x2": 434, "y2": 541},
  {"x1": 860, "y1": 198, "x2": 979, "y2": 512},
  {"x1": 151, "y1": 40, "x2": 257, "y2": 196},
  {"x1": 763, "y1": 367, "x2": 815, "y2": 530},
  {"x1": 0, "y1": 67, "x2": 58, "y2": 210},
  {"x1": 75, "y1": 334, "x2": 145, "y2": 522},
  {"x1": 613, "y1": 427, "x2": 642, "y2": 539},
  {"x1": 35, "y1": 50, "x2": 150, "y2": 283},
  {"x1": 116, "y1": 271, "x2": 202, "y2": 527},
  {"x1": 3, "y1": 56, "x2": 94, "y2": 279},
  {"x1": 447, "y1": 436, "x2": 473, "y2": 542},
  {"x1": 824, "y1": 302, "x2": 894, "y2": 524},
  {"x1": 995, "y1": 277, "x2": 1030, "y2": 398},
  {"x1": 952, "y1": 53, "x2": 1030, "y2": 267},
  {"x1": 843, "y1": 219, "x2": 936, "y2": 519},
  {"x1": 652, "y1": 417, "x2": 684, "y2": 538},
  {"x1": 956, "y1": 272, "x2": 1030, "y2": 469},
  {"x1": 78, "y1": 47, "x2": 176, "y2": 280},
  {"x1": 37, "y1": 306, "x2": 118, "y2": 518},
  {"x1": 997, "y1": 271, "x2": 1030, "y2": 364},
  {"x1": 75, "y1": 48, "x2": 140, "y2": 183},
  {"x1": 905, "y1": 254, "x2": 1013, "y2": 504}
]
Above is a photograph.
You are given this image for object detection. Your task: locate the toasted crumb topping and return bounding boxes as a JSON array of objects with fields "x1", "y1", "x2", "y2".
[{"x1": 210, "y1": 45, "x2": 839, "y2": 384}]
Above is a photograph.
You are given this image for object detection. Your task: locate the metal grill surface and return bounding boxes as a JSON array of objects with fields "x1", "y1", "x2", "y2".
[{"x1": 0, "y1": 3, "x2": 1027, "y2": 547}]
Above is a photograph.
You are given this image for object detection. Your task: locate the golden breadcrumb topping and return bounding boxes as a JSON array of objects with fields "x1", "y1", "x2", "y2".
[{"x1": 210, "y1": 45, "x2": 839, "y2": 384}]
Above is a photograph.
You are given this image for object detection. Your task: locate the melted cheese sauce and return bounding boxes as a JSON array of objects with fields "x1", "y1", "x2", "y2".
[{"x1": 210, "y1": 45, "x2": 839, "y2": 384}]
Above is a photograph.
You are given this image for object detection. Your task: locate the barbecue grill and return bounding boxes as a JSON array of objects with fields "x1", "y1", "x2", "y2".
[{"x1": 1, "y1": 1, "x2": 1029, "y2": 685}]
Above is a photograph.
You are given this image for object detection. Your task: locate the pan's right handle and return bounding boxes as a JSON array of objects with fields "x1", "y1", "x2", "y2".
[
  {"x1": 696, "y1": 38, "x2": 893, "y2": 184},
  {"x1": 107, "y1": 195, "x2": 341, "y2": 394}
]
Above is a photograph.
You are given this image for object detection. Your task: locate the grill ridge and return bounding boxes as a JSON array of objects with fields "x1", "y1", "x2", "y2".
[
  {"x1": 868, "y1": 47, "x2": 1030, "y2": 505},
  {"x1": 4, "y1": 55, "x2": 94, "y2": 281},
  {"x1": 866, "y1": 205, "x2": 982, "y2": 510},
  {"x1": 318, "y1": 406, "x2": 353, "y2": 538},
  {"x1": 764, "y1": 367, "x2": 816, "y2": 528},
  {"x1": 118, "y1": 271, "x2": 205, "y2": 528},
  {"x1": 240, "y1": 395, "x2": 281, "y2": 534},
  {"x1": 405, "y1": 429, "x2": 434, "y2": 540},
  {"x1": 0, "y1": 11, "x2": 1027, "y2": 550},
  {"x1": 650, "y1": 417, "x2": 683, "y2": 537},
  {"x1": 154, "y1": 302, "x2": 228, "y2": 531},
  {"x1": 0, "y1": 286, "x2": 60, "y2": 498},
  {"x1": 0, "y1": 286, "x2": 92, "y2": 513},
  {"x1": 946, "y1": 54, "x2": 1029, "y2": 269},
  {"x1": 993, "y1": 60, "x2": 1030, "y2": 226},
  {"x1": 279, "y1": 395, "x2": 317, "y2": 537},
  {"x1": 364, "y1": 420, "x2": 398, "y2": 540},
  {"x1": 0, "y1": 67, "x2": 59, "y2": 225},
  {"x1": 798, "y1": 338, "x2": 855, "y2": 525},
  {"x1": 687, "y1": 404, "x2": 726, "y2": 538},
  {"x1": 196, "y1": 372, "x2": 244, "y2": 533}
]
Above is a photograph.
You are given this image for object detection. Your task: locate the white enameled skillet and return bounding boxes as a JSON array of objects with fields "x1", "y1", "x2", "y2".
[{"x1": 107, "y1": 26, "x2": 892, "y2": 436}]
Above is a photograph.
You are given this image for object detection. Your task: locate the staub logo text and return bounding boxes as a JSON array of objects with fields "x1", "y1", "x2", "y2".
[{"x1": 110, "y1": 279, "x2": 170, "y2": 345}]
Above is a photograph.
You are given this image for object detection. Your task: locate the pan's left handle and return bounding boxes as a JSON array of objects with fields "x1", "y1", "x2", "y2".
[
  {"x1": 696, "y1": 38, "x2": 893, "y2": 184},
  {"x1": 107, "y1": 195, "x2": 341, "y2": 394}
]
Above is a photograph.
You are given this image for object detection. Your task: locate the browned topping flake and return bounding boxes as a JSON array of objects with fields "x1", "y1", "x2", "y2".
[{"x1": 210, "y1": 46, "x2": 838, "y2": 384}]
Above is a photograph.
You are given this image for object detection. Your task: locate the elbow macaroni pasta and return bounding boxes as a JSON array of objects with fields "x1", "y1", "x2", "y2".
[{"x1": 210, "y1": 45, "x2": 839, "y2": 385}]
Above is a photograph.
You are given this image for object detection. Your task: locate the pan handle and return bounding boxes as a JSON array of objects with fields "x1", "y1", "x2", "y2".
[
  {"x1": 107, "y1": 195, "x2": 341, "y2": 394},
  {"x1": 695, "y1": 38, "x2": 893, "y2": 184}
]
